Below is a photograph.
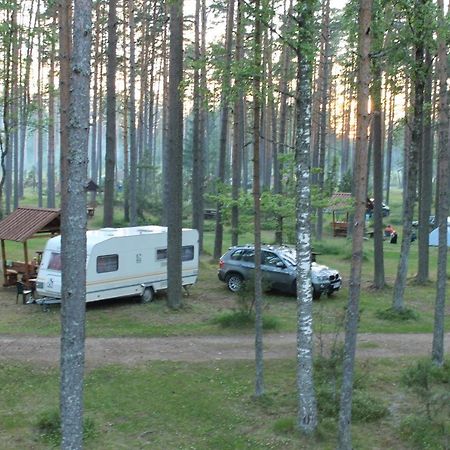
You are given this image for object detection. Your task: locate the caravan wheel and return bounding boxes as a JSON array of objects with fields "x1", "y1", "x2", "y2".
[{"x1": 141, "y1": 287, "x2": 154, "y2": 304}]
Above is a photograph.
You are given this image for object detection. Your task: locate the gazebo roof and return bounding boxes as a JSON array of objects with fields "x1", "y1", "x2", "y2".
[
  {"x1": 0, "y1": 207, "x2": 61, "y2": 242},
  {"x1": 328, "y1": 192, "x2": 353, "y2": 211}
]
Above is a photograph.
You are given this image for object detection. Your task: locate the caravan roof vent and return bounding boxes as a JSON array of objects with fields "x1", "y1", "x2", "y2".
[
  {"x1": 99, "y1": 228, "x2": 117, "y2": 235},
  {"x1": 137, "y1": 228, "x2": 153, "y2": 234}
]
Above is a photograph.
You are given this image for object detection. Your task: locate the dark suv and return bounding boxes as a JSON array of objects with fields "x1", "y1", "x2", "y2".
[{"x1": 218, "y1": 244, "x2": 342, "y2": 299}]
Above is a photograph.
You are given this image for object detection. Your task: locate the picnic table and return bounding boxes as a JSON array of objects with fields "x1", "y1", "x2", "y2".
[{"x1": 4, "y1": 260, "x2": 39, "y2": 287}]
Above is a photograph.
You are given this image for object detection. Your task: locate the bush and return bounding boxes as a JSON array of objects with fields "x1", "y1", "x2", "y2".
[
  {"x1": 352, "y1": 390, "x2": 389, "y2": 422},
  {"x1": 400, "y1": 414, "x2": 450, "y2": 450},
  {"x1": 399, "y1": 360, "x2": 450, "y2": 449},
  {"x1": 375, "y1": 307, "x2": 419, "y2": 322},
  {"x1": 212, "y1": 310, "x2": 279, "y2": 330},
  {"x1": 312, "y1": 240, "x2": 349, "y2": 257},
  {"x1": 273, "y1": 417, "x2": 296, "y2": 434},
  {"x1": 35, "y1": 410, "x2": 97, "y2": 446},
  {"x1": 316, "y1": 384, "x2": 339, "y2": 418}
]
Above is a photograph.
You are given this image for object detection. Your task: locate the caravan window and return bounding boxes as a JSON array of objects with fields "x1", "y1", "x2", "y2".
[
  {"x1": 156, "y1": 248, "x2": 167, "y2": 261},
  {"x1": 156, "y1": 246, "x2": 195, "y2": 262},
  {"x1": 182, "y1": 245, "x2": 194, "y2": 261},
  {"x1": 48, "y1": 252, "x2": 62, "y2": 271},
  {"x1": 97, "y1": 254, "x2": 119, "y2": 273}
]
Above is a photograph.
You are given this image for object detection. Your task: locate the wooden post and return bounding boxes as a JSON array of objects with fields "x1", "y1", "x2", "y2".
[
  {"x1": 1, "y1": 240, "x2": 7, "y2": 286},
  {"x1": 23, "y1": 241, "x2": 30, "y2": 282}
]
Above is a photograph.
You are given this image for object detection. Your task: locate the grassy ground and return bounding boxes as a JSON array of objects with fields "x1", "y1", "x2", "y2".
[
  {"x1": 1, "y1": 189, "x2": 448, "y2": 449},
  {"x1": 0, "y1": 236, "x2": 448, "y2": 337},
  {"x1": 2, "y1": 357, "x2": 447, "y2": 450}
]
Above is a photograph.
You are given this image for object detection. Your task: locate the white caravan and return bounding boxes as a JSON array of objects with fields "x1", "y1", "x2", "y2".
[{"x1": 35, "y1": 226, "x2": 199, "y2": 303}]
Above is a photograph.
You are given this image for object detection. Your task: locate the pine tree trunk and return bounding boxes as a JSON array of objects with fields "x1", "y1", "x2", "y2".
[
  {"x1": 103, "y1": 0, "x2": 118, "y2": 227},
  {"x1": 338, "y1": 0, "x2": 372, "y2": 447},
  {"x1": 128, "y1": 0, "x2": 137, "y2": 226},
  {"x1": 192, "y1": 0, "x2": 206, "y2": 251},
  {"x1": 60, "y1": 0, "x2": 91, "y2": 447},
  {"x1": 371, "y1": 62, "x2": 385, "y2": 289},
  {"x1": 166, "y1": 0, "x2": 184, "y2": 310},
  {"x1": 121, "y1": 3, "x2": 130, "y2": 223},
  {"x1": 273, "y1": 2, "x2": 292, "y2": 245},
  {"x1": 384, "y1": 86, "x2": 395, "y2": 204},
  {"x1": 59, "y1": 0, "x2": 72, "y2": 206},
  {"x1": 231, "y1": 0, "x2": 244, "y2": 247},
  {"x1": 316, "y1": 0, "x2": 331, "y2": 240},
  {"x1": 47, "y1": 8, "x2": 57, "y2": 208},
  {"x1": 392, "y1": 0, "x2": 428, "y2": 311},
  {"x1": 431, "y1": 0, "x2": 448, "y2": 366},
  {"x1": 213, "y1": 0, "x2": 235, "y2": 260},
  {"x1": 253, "y1": 0, "x2": 264, "y2": 399},
  {"x1": 416, "y1": 49, "x2": 433, "y2": 283}
]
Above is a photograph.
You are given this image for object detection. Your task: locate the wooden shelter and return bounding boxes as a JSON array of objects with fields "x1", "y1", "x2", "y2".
[
  {"x1": 328, "y1": 193, "x2": 353, "y2": 237},
  {"x1": 0, "y1": 207, "x2": 61, "y2": 286},
  {"x1": 86, "y1": 179, "x2": 99, "y2": 192}
]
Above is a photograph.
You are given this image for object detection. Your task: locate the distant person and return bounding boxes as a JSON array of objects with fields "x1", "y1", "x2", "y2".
[
  {"x1": 390, "y1": 231, "x2": 398, "y2": 244},
  {"x1": 384, "y1": 224, "x2": 395, "y2": 238}
]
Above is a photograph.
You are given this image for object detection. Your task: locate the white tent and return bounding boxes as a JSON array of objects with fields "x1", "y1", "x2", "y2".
[{"x1": 429, "y1": 218, "x2": 450, "y2": 246}]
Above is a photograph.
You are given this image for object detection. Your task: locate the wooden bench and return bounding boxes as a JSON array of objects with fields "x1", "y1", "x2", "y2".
[
  {"x1": 332, "y1": 221, "x2": 348, "y2": 237},
  {"x1": 5, "y1": 269, "x2": 18, "y2": 286},
  {"x1": 204, "y1": 209, "x2": 217, "y2": 220}
]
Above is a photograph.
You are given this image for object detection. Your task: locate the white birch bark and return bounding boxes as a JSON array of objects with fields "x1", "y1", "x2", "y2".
[{"x1": 294, "y1": 0, "x2": 318, "y2": 434}]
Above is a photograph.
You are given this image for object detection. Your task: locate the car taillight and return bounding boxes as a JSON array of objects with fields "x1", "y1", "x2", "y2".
[{"x1": 219, "y1": 259, "x2": 224, "y2": 269}]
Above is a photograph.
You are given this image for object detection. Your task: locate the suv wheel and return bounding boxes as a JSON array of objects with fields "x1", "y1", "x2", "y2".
[
  {"x1": 226, "y1": 273, "x2": 244, "y2": 292},
  {"x1": 312, "y1": 288, "x2": 322, "y2": 300}
]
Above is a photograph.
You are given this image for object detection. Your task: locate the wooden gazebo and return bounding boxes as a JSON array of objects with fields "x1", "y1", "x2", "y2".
[
  {"x1": 328, "y1": 193, "x2": 353, "y2": 237},
  {"x1": 0, "y1": 207, "x2": 61, "y2": 286}
]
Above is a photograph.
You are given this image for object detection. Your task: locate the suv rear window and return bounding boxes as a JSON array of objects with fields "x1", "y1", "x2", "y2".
[{"x1": 230, "y1": 249, "x2": 245, "y2": 260}]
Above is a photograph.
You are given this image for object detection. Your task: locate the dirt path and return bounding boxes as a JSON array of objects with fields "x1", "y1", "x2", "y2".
[{"x1": 0, "y1": 333, "x2": 448, "y2": 368}]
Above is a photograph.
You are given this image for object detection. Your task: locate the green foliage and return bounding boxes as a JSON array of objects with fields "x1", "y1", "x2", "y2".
[
  {"x1": 375, "y1": 307, "x2": 419, "y2": 322},
  {"x1": 338, "y1": 170, "x2": 352, "y2": 193}
]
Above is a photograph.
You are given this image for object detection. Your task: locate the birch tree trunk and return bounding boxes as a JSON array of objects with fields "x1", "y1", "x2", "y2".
[
  {"x1": 60, "y1": 0, "x2": 91, "y2": 447},
  {"x1": 294, "y1": 0, "x2": 318, "y2": 434},
  {"x1": 338, "y1": 0, "x2": 372, "y2": 447}
]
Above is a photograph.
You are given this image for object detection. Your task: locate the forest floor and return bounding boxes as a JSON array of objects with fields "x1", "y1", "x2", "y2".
[{"x1": 1, "y1": 332, "x2": 449, "y2": 369}]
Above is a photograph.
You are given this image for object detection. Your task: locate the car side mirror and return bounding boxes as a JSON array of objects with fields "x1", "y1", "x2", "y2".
[{"x1": 276, "y1": 261, "x2": 285, "y2": 268}]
